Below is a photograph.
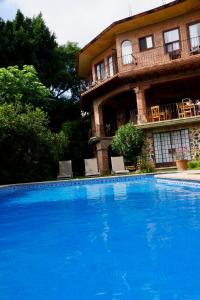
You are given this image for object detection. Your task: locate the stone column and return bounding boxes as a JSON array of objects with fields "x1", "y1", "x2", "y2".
[
  {"x1": 96, "y1": 141, "x2": 110, "y2": 175},
  {"x1": 90, "y1": 107, "x2": 96, "y2": 136},
  {"x1": 134, "y1": 86, "x2": 149, "y2": 124},
  {"x1": 93, "y1": 103, "x2": 105, "y2": 137}
]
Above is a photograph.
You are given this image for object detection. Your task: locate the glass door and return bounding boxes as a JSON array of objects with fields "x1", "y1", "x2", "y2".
[{"x1": 153, "y1": 129, "x2": 191, "y2": 166}]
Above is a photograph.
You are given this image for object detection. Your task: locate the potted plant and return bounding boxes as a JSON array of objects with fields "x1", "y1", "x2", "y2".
[{"x1": 175, "y1": 146, "x2": 189, "y2": 171}]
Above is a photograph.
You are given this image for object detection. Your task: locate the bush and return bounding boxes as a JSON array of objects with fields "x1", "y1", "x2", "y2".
[
  {"x1": 0, "y1": 103, "x2": 67, "y2": 184},
  {"x1": 139, "y1": 157, "x2": 155, "y2": 173},
  {"x1": 111, "y1": 123, "x2": 144, "y2": 165},
  {"x1": 188, "y1": 160, "x2": 200, "y2": 170}
]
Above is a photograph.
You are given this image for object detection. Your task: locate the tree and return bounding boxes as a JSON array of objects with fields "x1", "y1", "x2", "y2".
[
  {"x1": 111, "y1": 123, "x2": 144, "y2": 165},
  {"x1": 61, "y1": 118, "x2": 93, "y2": 176},
  {"x1": 0, "y1": 65, "x2": 50, "y2": 107},
  {"x1": 51, "y1": 42, "x2": 83, "y2": 100},
  {"x1": 0, "y1": 103, "x2": 67, "y2": 184},
  {"x1": 0, "y1": 11, "x2": 57, "y2": 87},
  {"x1": 0, "y1": 11, "x2": 84, "y2": 101}
]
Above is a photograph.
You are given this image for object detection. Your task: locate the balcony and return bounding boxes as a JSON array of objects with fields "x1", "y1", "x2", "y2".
[
  {"x1": 83, "y1": 37, "x2": 200, "y2": 94},
  {"x1": 147, "y1": 100, "x2": 199, "y2": 120},
  {"x1": 140, "y1": 100, "x2": 200, "y2": 129},
  {"x1": 100, "y1": 100, "x2": 200, "y2": 137}
]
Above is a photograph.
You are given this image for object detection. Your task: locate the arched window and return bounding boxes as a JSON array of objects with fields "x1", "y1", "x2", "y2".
[{"x1": 121, "y1": 40, "x2": 133, "y2": 64}]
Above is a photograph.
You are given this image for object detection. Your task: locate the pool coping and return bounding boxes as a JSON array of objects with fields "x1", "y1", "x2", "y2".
[
  {"x1": 1, "y1": 171, "x2": 200, "y2": 191},
  {"x1": 0, "y1": 173, "x2": 155, "y2": 190}
]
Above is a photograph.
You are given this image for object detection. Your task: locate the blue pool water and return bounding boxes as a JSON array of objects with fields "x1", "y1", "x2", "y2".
[{"x1": 0, "y1": 177, "x2": 200, "y2": 299}]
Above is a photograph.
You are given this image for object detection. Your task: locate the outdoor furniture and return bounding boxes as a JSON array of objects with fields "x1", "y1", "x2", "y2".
[
  {"x1": 177, "y1": 102, "x2": 195, "y2": 118},
  {"x1": 151, "y1": 105, "x2": 166, "y2": 122},
  {"x1": 195, "y1": 99, "x2": 200, "y2": 115},
  {"x1": 176, "y1": 103, "x2": 185, "y2": 118},
  {"x1": 84, "y1": 158, "x2": 100, "y2": 177},
  {"x1": 57, "y1": 160, "x2": 73, "y2": 179},
  {"x1": 182, "y1": 98, "x2": 191, "y2": 104},
  {"x1": 111, "y1": 156, "x2": 129, "y2": 175}
]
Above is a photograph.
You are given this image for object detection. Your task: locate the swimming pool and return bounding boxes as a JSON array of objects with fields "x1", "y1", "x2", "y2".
[{"x1": 0, "y1": 176, "x2": 200, "y2": 299}]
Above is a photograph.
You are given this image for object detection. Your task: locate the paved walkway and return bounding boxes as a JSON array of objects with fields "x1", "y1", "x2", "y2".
[{"x1": 155, "y1": 170, "x2": 200, "y2": 181}]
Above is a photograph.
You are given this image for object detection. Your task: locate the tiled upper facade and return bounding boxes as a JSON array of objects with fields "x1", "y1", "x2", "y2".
[{"x1": 89, "y1": 9, "x2": 200, "y2": 87}]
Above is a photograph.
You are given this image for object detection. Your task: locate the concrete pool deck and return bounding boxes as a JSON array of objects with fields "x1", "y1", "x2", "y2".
[{"x1": 155, "y1": 170, "x2": 200, "y2": 181}]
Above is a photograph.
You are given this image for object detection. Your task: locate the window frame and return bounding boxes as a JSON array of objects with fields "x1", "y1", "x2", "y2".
[
  {"x1": 163, "y1": 27, "x2": 181, "y2": 54},
  {"x1": 95, "y1": 60, "x2": 105, "y2": 81},
  {"x1": 107, "y1": 55, "x2": 114, "y2": 77},
  {"x1": 121, "y1": 40, "x2": 133, "y2": 65},
  {"x1": 187, "y1": 20, "x2": 200, "y2": 52},
  {"x1": 139, "y1": 35, "x2": 154, "y2": 52}
]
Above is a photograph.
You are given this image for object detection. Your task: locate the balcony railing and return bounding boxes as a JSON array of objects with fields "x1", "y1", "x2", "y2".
[
  {"x1": 83, "y1": 37, "x2": 200, "y2": 93},
  {"x1": 92, "y1": 101, "x2": 200, "y2": 138},
  {"x1": 86, "y1": 60, "x2": 118, "y2": 90},
  {"x1": 146, "y1": 101, "x2": 200, "y2": 123}
]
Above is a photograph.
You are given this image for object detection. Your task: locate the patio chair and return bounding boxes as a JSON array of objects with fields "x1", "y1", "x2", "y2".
[
  {"x1": 57, "y1": 160, "x2": 73, "y2": 179},
  {"x1": 176, "y1": 103, "x2": 185, "y2": 118},
  {"x1": 151, "y1": 105, "x2": 166, "y2": 122},
  {"x1": 182, "y1": 98, "x2": 191, "y2": 105},
  {"x1": 177, "y1": 102, "x2": 193, "y2": 118},
  {"x1": 111, "y1": 156, "x2": 129, "y2": 175},
  {"x1": 84, "y1": 158, "x2": 100, "y2": 177}
]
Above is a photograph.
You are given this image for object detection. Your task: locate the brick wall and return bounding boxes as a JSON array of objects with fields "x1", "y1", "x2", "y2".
[{"x1": 90, "y1": 9, "x2": 200, "y2": 78}]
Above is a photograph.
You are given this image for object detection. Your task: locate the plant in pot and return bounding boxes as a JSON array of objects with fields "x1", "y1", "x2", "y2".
[{"x1": 175, "y1": 146, "x2": 189, "y2": 171}]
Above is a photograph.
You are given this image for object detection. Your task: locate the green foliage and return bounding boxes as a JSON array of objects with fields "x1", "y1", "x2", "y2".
[
  {"x1": 138, "y1": 155, "x2": 155, "y2": 173},
  {"x1": 188, "y1": 160, "x2": 200, "y2": 170},
  {"x1": 0, "y1": 11, "x2": 91, "y2": 181},
  {"x1": 0, "y1": 65, "x2": 82, "y2": 132},
  {"x1": 112, "y1": 123, "x2": 144, "y2": 164},
  {"x1": 0, "y1": 11, "x2": 83, "y2": 100},
  {"x1": 61, "y1": 118, "x2": 93, "y2": 176},
  {"x1": 0, "y1": 65, "x2": 50, "y2": 106},
  {"x1": 47, "y1": 98, "x2": 81, "y2": 132},
  {"x1": 0, "y1": 103, "x2": 67, "y2": 184},
  {"x1": 52, "y1": 42, "x2": 84, "y2": 100}
]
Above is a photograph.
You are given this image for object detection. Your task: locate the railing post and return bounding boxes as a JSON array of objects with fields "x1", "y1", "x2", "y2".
[{"x1": 134, "y1": 85, "x2": 149, "y2": 124}]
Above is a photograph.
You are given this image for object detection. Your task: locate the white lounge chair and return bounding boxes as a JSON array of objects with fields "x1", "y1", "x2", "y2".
[
  {"x1": 57, "y1": 160, "x2": 73, "y2": 179},
  {"x1": 84, "y1": 158, "x2": 100, "y2": 177},
  {"x1": 111, "y1": 156, "x2": 129, "y2": 175}
]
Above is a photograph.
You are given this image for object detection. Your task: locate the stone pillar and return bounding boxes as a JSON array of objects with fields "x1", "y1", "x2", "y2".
[
  {"x1": 90, "y1": 107, "x2": 96, "y2": 136},
  {"x1": 96, "y1": 141, "x2": 110, "y2": 175},
  {"x1": 93, "y1": 103, "x2": 105, "y2": 137},
  {"x1": 134, "y1": 86, "x2": 149, "y2": 124}
]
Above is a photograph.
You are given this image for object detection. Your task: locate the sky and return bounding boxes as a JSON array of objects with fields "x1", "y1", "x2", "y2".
[{"x1": 0, "y1": 0, "x2": 173, "y2": 47}]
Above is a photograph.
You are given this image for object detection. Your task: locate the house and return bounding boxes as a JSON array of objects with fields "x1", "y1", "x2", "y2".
[{"x1": 78, "y1": 0, "x2": 200, "y2": 174}]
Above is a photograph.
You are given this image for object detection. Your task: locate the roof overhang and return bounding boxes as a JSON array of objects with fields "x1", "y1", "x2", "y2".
[{"x1": 78, "y1": 0, "x2": 200, "y2": 78}]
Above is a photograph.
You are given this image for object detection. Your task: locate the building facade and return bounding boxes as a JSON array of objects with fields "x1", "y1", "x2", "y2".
[{"x1": 78, "y1": 0, "x2": 200, "y2": 174}]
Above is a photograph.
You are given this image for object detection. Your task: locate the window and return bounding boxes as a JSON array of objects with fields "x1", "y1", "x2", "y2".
[
  {"x1": 163, "y1": 28, "x2": 180, "y2": 53},
  {"x1": 107, "y1": 55, "x2": 114, "y2": 77},
  {"x1": 95, "y1": 61, "x2": 105, "y2": 80},
  {"x1": 153, "y1": 129, "x2": 191, "y2": 165},
  {"x1": 139, "y1": 35, "x2": 154, "y2": 51},
  {"x1": 121, "y1": 40, "x2": 133, "y2": 64},
  {"x1": 189, "y1": 22, "x2": 200, "y2": 52}
]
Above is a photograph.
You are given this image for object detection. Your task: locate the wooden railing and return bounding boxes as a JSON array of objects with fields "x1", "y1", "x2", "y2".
[{"x1": 146, "y1": 101, "x2": 200, "y2": 123}]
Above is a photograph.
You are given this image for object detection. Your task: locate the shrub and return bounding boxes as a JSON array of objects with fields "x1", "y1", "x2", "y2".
[
  {"x1": 0, "y1": 103, "x2": 67, "y2": 184},
  {"x1": 111, "y1": 123, "x2": 144, "y2": 165},
  {"x1": 139, "y1": 157, "x2": 155, "y2": 173},
  {"x1": 188, "y1": 160, "x2": 200, "y2": 170}
]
